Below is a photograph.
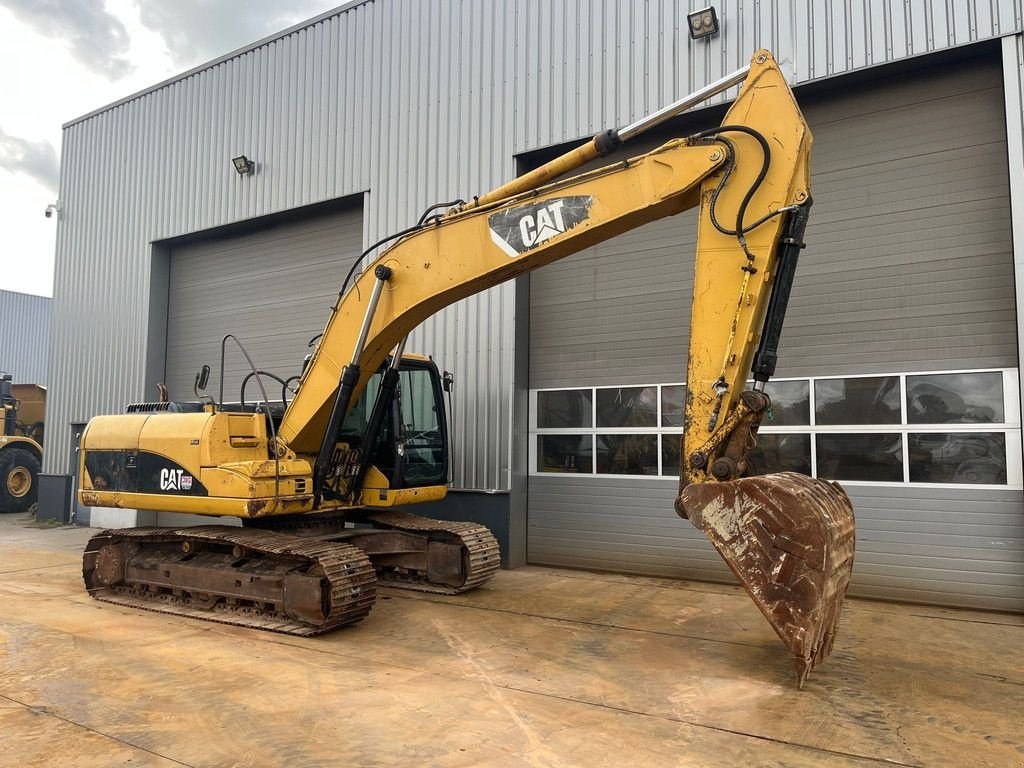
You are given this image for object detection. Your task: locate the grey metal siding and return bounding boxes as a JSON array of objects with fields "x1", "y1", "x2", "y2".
[
  {"x1": 528, "y1": 477, "x2": 732, "y2": 584},
  {"x1": 531, "y1": 57, "x2": 1016, "y2": 389},
  {"x1": 510, "y1": 0, "x2": 1024, "y2": 152},
  {"x1": 528, "y1": 476, "x2": 1024, "y2": 613},
  {"x1": 49, "y1": 1, "x2": 1024, "y2": 486},
  {"x1": 528, "y1": 56, "x2": 1022, "y2": 609},
  {"x1": 0, "y1": 290, "x2": 51, "y2": 385},
  {"x1": 164, "y1": 206, "x2": 363, "y2": 400}
]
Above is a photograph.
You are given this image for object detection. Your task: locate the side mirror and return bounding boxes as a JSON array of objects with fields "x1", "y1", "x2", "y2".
[
  {"x1": 194, "y1": 365, "x2": 211, "y2": 395},
  {"x1": 442, "y1": 371, "x2": 454, "y2": 393}
]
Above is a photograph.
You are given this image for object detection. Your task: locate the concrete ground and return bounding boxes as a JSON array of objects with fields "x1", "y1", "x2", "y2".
[{"x1": 0, "y1": 513, "x2": 1021, "y2": 768}]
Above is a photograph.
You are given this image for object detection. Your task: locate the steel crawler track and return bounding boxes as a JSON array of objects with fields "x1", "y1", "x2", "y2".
[
  {"x1": 366, "y1": 510, "x2": 502, "y2": 594},
  {"x1": 83, "y1": 511, "x2": 500, "y2": 635},
  {"x1": 83, "y1": 526, "x2": 377, "y2": 636}
]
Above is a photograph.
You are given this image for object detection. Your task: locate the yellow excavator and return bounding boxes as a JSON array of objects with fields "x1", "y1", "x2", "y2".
[{"x1": 79, "y1": 51, "x2": 854, "y2": 687}]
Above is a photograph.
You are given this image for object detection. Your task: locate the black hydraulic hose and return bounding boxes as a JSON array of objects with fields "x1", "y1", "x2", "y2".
[
  {"x1": 338, "y1": 199, "x2": 466, "y2": 300},
  {"x1": 703, "y1": 134, "x2": 739, "y2": 236},
  {"x1": 240, "y1": 370, "x2": 289, "y2": 409},
  {"x1": 282, "y1": 375, "x2": 301, "y2": 407},
  {"x1": 417, "y1": 199, "x2": 465, "y2": 226},
  {"x1": 338, "y1": 223, "x2": 425, "y2": 299},
  {"x1": 688, "y1": 124, "x2": 772, "y2": 239}
]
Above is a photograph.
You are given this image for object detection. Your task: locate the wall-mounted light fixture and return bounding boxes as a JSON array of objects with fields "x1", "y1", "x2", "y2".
[
  {"x1": 687, "y1": 6, "x2": 719, "y2": 39},
  {"x1": 232, "y1": 155, "x2": 255, "y2": 176}
]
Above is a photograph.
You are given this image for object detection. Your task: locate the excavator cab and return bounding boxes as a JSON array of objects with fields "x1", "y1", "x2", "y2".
[{"x1": 339, "y1": 357, "x2": 449, "y2": 490}]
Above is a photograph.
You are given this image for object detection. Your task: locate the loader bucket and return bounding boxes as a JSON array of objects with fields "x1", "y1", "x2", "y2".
[{"x1": 676, "y1": 472, "x2": 855, "y2": 688}]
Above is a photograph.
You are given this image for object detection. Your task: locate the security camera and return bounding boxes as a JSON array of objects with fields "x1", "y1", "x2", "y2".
[{"x1": 45, "y1": 202, "x2": 61, "y2": 219}]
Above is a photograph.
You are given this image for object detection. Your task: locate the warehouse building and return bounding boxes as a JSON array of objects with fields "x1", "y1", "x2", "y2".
[
  {"x1": 49, "y1": 1, "x2": 1024, "y2": 611},
  {"x1": 0, "y1": 289, "x2": 51, "y2": 385}
]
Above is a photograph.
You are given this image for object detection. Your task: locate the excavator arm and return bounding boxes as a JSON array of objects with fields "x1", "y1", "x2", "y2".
[{"x1": 278, "y1": 50, "x2": 854, "y2": 685}]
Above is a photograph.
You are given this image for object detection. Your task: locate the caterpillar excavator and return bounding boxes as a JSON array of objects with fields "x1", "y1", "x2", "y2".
[{"x1": 79, "y1": 50, "x2": 855, "y2": 687}]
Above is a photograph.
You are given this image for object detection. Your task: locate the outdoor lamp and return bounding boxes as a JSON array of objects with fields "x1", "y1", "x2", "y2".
[
  {"x1": 232, "y1": 155, "x2": 255, "y2": 175},
  {"x1": 688, "y1": 6, "x2": 719, "y2": 39}
]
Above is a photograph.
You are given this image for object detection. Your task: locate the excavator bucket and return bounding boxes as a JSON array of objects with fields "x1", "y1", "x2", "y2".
[{"x1": 677, "y1": 472, "x2": 855, "y2": 688}]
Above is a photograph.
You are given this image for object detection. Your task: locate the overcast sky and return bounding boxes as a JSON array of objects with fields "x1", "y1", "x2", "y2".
[{"x1": 0, "y1": 0, "x2": 342, "y2": 298}]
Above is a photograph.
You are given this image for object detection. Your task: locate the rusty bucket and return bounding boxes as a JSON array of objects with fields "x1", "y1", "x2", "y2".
[{"x1": 677, "y1": 472, "x2": 855, "y2": 688}]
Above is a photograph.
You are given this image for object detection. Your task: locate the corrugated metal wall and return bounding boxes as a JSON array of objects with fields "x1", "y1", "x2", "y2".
[
  {"x1": 509, "y1": 0, "x2": 1024, "y2": 151},
  {"x1": 528, "y1": 477, "x2": 1024, "y2": 612},
  {"x1": 0, "y1": 290, "x2": 51, "y2": 385},
  {"x1": 50, "y1": 0, "x2": 1024, "y2": 487}
]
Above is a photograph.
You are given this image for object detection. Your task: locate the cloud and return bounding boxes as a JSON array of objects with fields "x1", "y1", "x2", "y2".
[
  {"x1": 0, "y1": 127, "x2": 59, "y2": 192},
  {"x1": 135, "y1": 0, "x2": 339, "y2": 69},
  {"x1": 0, "y1": 0, "x2": 133, "y2": 79}
]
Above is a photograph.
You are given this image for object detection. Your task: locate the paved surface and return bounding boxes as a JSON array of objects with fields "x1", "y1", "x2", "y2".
[{"x1": 1, "y1": 513, "x2": 1022, "y2": 768}]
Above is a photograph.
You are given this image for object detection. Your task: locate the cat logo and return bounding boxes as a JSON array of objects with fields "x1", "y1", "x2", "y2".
[
  {"x1": 159, "y1": 468, "x2": 193, "y2": 492},
  {"x1": 519, "y1": 199, "x2": 567, "y2": 247},
  {"x1": 488, "y1": 195, "x2": 593, "y2": 258}
]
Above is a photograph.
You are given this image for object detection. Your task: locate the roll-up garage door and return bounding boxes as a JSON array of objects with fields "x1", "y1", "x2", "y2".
[
  {"x1": 165, "y1": 204, "x2": 363, "y2": 402},
  {"x1": 527, "y1": 55, "x2": 1023, "y2": 611}
]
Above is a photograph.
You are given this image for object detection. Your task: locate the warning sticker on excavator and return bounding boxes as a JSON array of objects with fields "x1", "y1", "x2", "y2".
[{"x1": 488, "y1": 196, "x2": 593, "y2": 257}]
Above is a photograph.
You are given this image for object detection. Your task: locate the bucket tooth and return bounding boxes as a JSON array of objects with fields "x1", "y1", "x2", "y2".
[
  {"x1": 796, "y1": 657, "x2": 812, "y2": 689},
  {"x1": 677, "y1": 472, "x2": 855, "y2": 686}
]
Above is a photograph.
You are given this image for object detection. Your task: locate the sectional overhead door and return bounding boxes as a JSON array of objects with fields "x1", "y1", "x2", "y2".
[
  {"x1": 164, "y1": 205, "x2": 363, "y2": 402},
  {"x1": 527, "y1": 56, "x2": 1023, "y2": 611}
]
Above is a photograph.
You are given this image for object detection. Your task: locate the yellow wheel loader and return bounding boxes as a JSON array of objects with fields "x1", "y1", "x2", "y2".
[
  {"x1": 78, "y1": 51, "x2": 854, "y2": 687},
  {"x1": 0, "y1": 373, "x2": 45, "y2": 514}
]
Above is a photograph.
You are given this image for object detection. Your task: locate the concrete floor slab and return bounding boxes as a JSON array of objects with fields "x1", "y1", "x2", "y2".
[{"x1": 0, "y1": 513, "x2": 1021, "y2": 767}]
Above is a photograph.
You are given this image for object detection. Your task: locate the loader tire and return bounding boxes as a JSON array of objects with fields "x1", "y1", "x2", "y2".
[{"x1": 0, "y1": 448, "x2": 40, "y2": 513}]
